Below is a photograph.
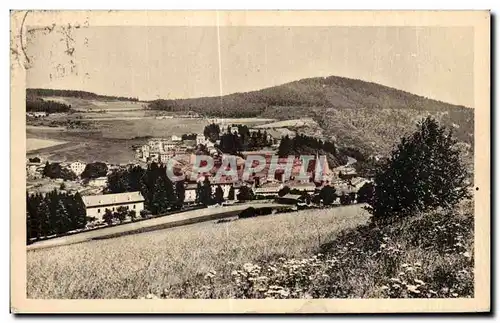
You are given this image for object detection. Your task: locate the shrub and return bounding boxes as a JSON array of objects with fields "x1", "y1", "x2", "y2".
[
  {"x1": 357, "y1": 182, "x2": 375, "y2": 204},
  {"x1": 277, "y1": 186, "x2": 290, "y2": 197},
  {"x1": 368, "y1": 117, "x2": 471, "y2": 223},
  {"x1": 128, "y1": 210, "x2": 137, "y2": 222},
  {"x1": 140, "y1": 209, "x2": 152, "y2": 219},
  {"x1": 237, "y1": 186, "x2": 254, "y2": 201},
  {"x1": 319, "y1": 185, "x2": 336, "y2": 205},
  {"x1": 103, "y1": 209, "x2": 114, "y2": 225}
]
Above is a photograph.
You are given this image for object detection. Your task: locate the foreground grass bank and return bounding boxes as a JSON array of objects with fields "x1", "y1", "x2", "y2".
[
  {"x1": 27, "y1": 205, "x2": 369, "y2": 299},
  {"x1": 27, "y1": 202, "x2": 473, "y2": 299}
]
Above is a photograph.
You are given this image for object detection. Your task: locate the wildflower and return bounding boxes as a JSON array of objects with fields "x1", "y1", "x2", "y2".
[
  {"x1": 452, "y1": 293, "x2": 458, "y2": 297},
  {"x1": 398, "y1": 272, "x2": 405, "y2": 276},
  {"x1": 463, "y1": 252, "x2": 471, "y2": 258},
  {"x1": 380, "y1": 244, "x2": 387, "y2": 248},
  {"x1": 390, "y1": 277, "x2": 401, "y2": 283},
  {"x1": 407, "y1": 285, "x2": 420, "y2": 294},
  {"x1": 204, "y1": 272, "x2": 215, "y2": 280},
  {"x1": 269, "y1": 285, "x2": 283, "y2": 290},
  {"x1": 414, "y1": 262, "x2": 422, "y2": 267},
  {"x1": 380, "y1": 285, "x2": 389, "y2": 291},
  {"x1": 414, "y1": 279, "x2": 425, "y2": 285},
  {"x1": 279, "y1": 289, "x2": 290, "y2": 297},
  {"x1": 146, "y1": 293, "x2": 158, "y2": 299},
  {"x1": 401, "y1": 264, "x2": 409, "y2": 268}
]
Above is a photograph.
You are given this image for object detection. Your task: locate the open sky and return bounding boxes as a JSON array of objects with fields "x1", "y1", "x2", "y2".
[{"x1": 26, "y1": 26, "x2": 474, "y2": 107}]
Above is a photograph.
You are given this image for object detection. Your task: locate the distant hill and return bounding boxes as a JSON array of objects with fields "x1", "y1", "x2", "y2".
[
  {"x1": 149, "y1": 75, "x2": 474, "y2": 156},
  {"x1": 26, "y1": 88, "x2": 140, "y2": 102}
]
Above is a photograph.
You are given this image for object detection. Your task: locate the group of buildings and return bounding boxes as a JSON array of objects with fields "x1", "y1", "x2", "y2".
[{"x1": 135, "y1": 134, "x2": 213, "y2": 163}]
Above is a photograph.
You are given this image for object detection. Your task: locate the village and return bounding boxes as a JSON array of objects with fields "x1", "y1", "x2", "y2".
[{"x1": 26, "y1": 119, "x2": 373, "y2": 240}]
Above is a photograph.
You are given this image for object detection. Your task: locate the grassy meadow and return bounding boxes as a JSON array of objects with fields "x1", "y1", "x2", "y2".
[
  {"x1": 27, "y1": 205, "x2": 370, "y2": 299},
  {"x1": 27, "y1": 201, "x2": 474, "y2": 299}
]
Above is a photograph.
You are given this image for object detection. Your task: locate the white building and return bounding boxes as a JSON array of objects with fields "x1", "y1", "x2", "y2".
[
  {"x1": 171, "y1": 135, "x2": 182, "y2": 142},
  {"x1": 81, "y1": 191, "x2": 145, "y2": 221},
  {"x1": 69, "y1": 161, "x2": 86, "y2": 177},
  {"x1": 185, "y1": 184, "x2": 198, "y2": 203},
  {"x1": 196, "y1": 134, "x2": 208, "y2": 146},
  {"x1": 26, "y1": 112, "x2": 47, "y2": 118},
  {"x1": 88, "y1": 176, "x2": 108, "y2": 187}
]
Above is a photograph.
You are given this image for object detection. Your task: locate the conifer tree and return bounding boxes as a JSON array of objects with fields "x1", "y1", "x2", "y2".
[{"x1": 369, "y1": 117, "x2": 471, "y2": 222}]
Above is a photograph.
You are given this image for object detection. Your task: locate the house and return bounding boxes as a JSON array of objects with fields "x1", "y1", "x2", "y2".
[
  {"x1": 336, "y1": 166, "x2": 357, "y2": 180},
  {"x1": 349, "y1": 177, "x2": 372, "y2": 192},
  {"x1": 185, "y1": 183, "x2": 198, "y2": 203},
  {"x1": 196, "y1": 134, "x2": 208, "y2": 146},
  {"x1": 26, "y1": 163, "x2": 42, "y2": 179},
  {"x1": 163, "y1": 141, "x2": 178, "y2": 152},
  {"x1": 26, "y1": 112, "x2": 47, "y2": 118},
  {"x1": 171, "y1": 135, "x2": 182, "y2": 142},
  {"x1": 230, "y1": 126, "x2": 239, "y2": 134},
  {"x1": 81, "y1": 191, "x2": 145, "y2": 221},
  {"x1": 253, "y1": 182, "x2": 283, "y2": 197},
  {"x1": 69, "y1": 161, "x2": 86, "y2": 177},
  {"x1": 288, "y1": 182, "x2": 317, "y2": 193},
  {"x1": 88, "y1": 176, "x2": 108, "y2": 187},
  {"x1": 160, "y1": 153, "x2": 175, "y2": 163},
  {"x1": 183, "y1": 139, "x2": 197, "y2": 148}
]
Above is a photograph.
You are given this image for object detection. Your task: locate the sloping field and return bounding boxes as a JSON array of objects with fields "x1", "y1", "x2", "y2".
[
  {"x1": 27, "y1": 202, "x2": 294, "y2": 251},
  {"x1": 254, "y1": 118, "x2": 317, "y2": 129},
  {"x1": 26, "y1": 138, "x2": 67, "y2": 152},
  {"x1": 27, "y1": 205, "x2": 370, "y2": 299}
]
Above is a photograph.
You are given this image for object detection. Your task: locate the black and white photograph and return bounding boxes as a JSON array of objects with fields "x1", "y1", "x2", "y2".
[{"x1": 10, "y1": 10, "x2": 490, "y2": 313}]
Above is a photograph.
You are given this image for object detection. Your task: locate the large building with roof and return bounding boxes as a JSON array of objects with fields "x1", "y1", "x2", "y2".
[{"x1": 81, "y1": 191, "x2": 145, "y2": 220}]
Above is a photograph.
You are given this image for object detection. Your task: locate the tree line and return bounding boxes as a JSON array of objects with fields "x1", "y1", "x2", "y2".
[
  {"x1": 26, "y1": 190, "x2": 87, "y2": 244},
  {"x1": 106, "y1": 163, "x2": 184, "y2": 215},
  {"x1": 41, "y1": 161, "x2": 108, "y2": 181},
  {"x1": 203, "y1": 123, "x2": 274, "y2": 154},
  {"x1": 27, "y1": 88, "x2": 139, "y2": 102},
  {"x1": 26, "y1": 98, "x2": 71, "y2": 114}
]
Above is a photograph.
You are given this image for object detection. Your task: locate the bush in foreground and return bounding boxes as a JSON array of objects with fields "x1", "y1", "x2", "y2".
[{"x1": 368, "y1": 117, "x2": 471, "y2": 223}]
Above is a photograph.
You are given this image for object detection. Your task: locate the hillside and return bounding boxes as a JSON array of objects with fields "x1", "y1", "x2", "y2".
[
  {"x1": 149, "y1": 76, "x2": 474, "y2": 156},
  {"x1": 27, "y1": 88, "x2": 140, "y2": 102}
]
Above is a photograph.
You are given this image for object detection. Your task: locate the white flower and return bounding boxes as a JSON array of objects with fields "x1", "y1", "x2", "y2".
[
  {"x1": 414, "y1": 279, "x2": 425, "y2": 285},
  {"x1": 407, "y1": 285, "x2": 420, "y2": 294}
]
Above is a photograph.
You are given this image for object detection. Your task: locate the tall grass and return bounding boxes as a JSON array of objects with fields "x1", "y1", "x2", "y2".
[
  {"x1": 27, "y1": 205, "x2": 369, "y2": 299},
  {"x1": 27, "y1": 201, "x2": 473, "y2": 299}
]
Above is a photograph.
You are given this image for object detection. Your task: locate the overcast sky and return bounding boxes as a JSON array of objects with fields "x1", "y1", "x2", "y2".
[{"x1": 26, "y1": 26, "x2": 474, "y2": 107}]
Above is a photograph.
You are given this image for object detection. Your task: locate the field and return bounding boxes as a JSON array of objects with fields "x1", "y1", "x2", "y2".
[
  {"x1": 27, "y1": 205, "x2": 370, "y2": 299},
  {"x1": 254, "y1": 118, "x2": 317, "y2": 129},
  {"x1": 27, "y1": 202, "x2": 296, "y2": 251},
  {"x1": 26, "y1": 138, "x2": 67, "y2": 152},
  {"x1": 26, "y1": 94, "x2": 275, "y2": 163}
]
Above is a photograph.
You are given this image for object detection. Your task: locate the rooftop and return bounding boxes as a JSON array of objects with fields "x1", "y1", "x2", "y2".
[{"x1": 81, "y1": 191, "x2": 145, "y2": 208}]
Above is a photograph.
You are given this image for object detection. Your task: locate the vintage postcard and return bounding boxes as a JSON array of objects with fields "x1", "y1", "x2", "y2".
[{"x1": 11, "y1": 10, "x2": 490, "y2": 313}]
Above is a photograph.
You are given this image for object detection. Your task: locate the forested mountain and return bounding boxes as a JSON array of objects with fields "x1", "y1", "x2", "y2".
[{"x1": 149, "y1": 75, "x2": 474, "y2": 155}]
